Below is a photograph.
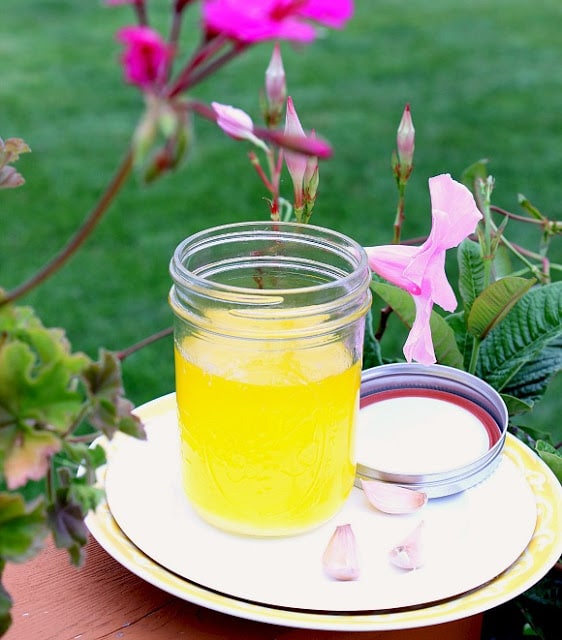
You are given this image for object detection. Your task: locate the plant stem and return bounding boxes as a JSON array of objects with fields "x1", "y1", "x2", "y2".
[
  {"x1": 1, "y1": 148, "x2": 134, "y2": 306},
  {"x1": 467, "y1": 336, "x2": 481, "y2": 375},
  {"x1": 117, "y1": 326, "x2": 173, "y2": 360},
  {"x1": 392, "y1": 182, "x2": 406, "y2": 244}
]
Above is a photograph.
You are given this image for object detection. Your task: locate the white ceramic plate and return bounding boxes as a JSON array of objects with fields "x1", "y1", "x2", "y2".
[
  {"x1": 97, "y1": 394, "x2": 542, "y2": 614},
  {"x1": 86, "y1": 394, "x2": 562, "y2": 631}
]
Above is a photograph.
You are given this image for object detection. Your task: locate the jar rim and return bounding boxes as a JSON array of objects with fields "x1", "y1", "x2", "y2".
[{"x1": 170, "y1": 221, "x2": 369, "y2": 297}]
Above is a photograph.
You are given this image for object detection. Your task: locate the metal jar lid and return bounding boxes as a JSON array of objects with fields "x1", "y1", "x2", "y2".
[{"x1": 355, "y1": 363, "x2": 508, "y2": 498}]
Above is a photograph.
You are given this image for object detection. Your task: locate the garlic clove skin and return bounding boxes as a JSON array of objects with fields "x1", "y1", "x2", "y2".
[
  {"x1": 322, "y1": 523, "x2": 360, "y2": 581},
  {"x1": 389, "y1": 521, "x2": 425, "y2": 570},
  {"x1": 360, "y1": 479, "x2": 427, "y2": 514}
]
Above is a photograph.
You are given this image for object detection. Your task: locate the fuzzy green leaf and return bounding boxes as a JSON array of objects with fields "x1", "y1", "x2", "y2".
[
  {"x1": 457, "y1": 238, "x2": 486, "y2": 314},
  {"x1": 0, "y1": 493, "x2": 47, "y2": 562},
  {"x1": 535, "y1": 440, "x2": 562, "y2": 484},
  {"x1": 371, "y1": 282, "x2": 464, "y2": 368},
  {"x1": 467, "y1": 276, "x2": 535, "y2": 340},
  {"x1": 502, "y1": 339, "x2": 562, "y2": 404},
  {"x1": 476, "y1": 282, "x2": 562, "y2": 392},
  {"x1": 500, "y1": 393, "x2": 534, "y2": 416},
  {"x1": 83, "y1": 351, "x2": 146, "y2": 440},
  {"x1": 0, "y1": 305, "x2": 89, "y2": 432},
  {"x1": 0, "y1": 566, "x2": 12, "y2": 637},
  {"x1": 47, "y1": 487, "x2": 88, "y2": 566}
]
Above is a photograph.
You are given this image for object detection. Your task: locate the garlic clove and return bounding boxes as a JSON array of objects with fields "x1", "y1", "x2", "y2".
[
  {"x1": 389, "y1": 521, "x2": 425, "y2": 570},
  {"x1": 322, "y1": 523, "x2": 360, "y2": 581},
  {"x1": 360, "y1": 479, "x2": 427, "y2": 514}
]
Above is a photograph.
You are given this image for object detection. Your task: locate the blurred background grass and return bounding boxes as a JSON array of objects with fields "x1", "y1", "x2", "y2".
[{"x1": 2, "y1": 0, "x2": 561, "y2": 437}]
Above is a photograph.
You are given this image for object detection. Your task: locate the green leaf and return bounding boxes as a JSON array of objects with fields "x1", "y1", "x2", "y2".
[
  {"x1": 0, "y1": 304, "x2": 89, "y2": 432},
  {"x1": 460, "y1": 158, "x2": 489, "y2": 192},
  {"x1": 445, "y1": 311, "x2": 474, "y2": 370},
  {"x1": 502, "y1": 339, "x2": 562, "y2": 404},
  {"x1": 362, "y1": 306, "x2": 384, "y2": 369},
  {"x1": 501, "y1": 393, "x2": 534, "y2": 416},
  {"x1": 476, "y1": 282, "x2": 562, "y2": 392},
  {"x1": 467, "y1": 276, "x2": 535, "y2": 340},
  {"x1": 83, "y1": 351, "x2": 146, "y2": 440},
  {"x1": 457, "y1": 238, "x2": 486, "y2": 314},
  {"x1": 0, "y1": 564, "x2": 12, "y2": 637},
  {"x1": 0, "y1": 493, "x2": 47, "y2": 562},
  {"x1": 371, "y1": 282, "x2": 464, "y2": 368},
  {"x1": 535, "y1": 440, "x2": 562, "y2": 484},
  {"x1": 47, "y1": 487, "x2": 88, "y2": 566}
]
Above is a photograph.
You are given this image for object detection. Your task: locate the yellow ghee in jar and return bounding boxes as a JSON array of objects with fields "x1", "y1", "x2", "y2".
[{"x1": 174, "y1": 327, "x2": 360, "y2": 536}]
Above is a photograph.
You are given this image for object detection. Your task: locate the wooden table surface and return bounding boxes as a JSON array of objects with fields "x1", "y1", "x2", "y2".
[{"x1": 3, "y1": 536, "x2": 483, "y2": 640}]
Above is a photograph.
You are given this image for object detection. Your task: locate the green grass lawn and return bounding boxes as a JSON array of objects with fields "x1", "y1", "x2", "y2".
[{"x1": 2, "y1": 0, "x2": 561, "y2": 438}]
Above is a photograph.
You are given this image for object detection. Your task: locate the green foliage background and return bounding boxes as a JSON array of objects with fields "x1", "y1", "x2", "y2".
[{"x1": 2, "y1": 1, "x2": 561, "y2": 439}]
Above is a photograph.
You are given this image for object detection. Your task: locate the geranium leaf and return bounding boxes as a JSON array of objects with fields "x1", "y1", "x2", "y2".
[
  {"x1": 3, "y1": 428, "x2": 61, "y2": 490},
  {"x1": 47, "y1": 488, "x2": 88, "y2": 566},
  {"x1": 457, "y1": 238, "x2": 486, "y2": 314},
  {"x1": 371, "y1": 282, "x2": 464, "y2": 368},
  {"x1": 0, "y1": 566, "x2": 12, "y2": 637},
  {"x1": 467, "y1": 276, "x2": 535, "y2": 340},
  {"x1": 83, "y1": 351, "x2": 146, "y2": 440},
  {"x1": 476, "y1": 282, "x2": 562, "y2": 392},
  {"x1": 0, "y1": 493, "x2": 47, "y2": 562},
  {"x1": 0, "y1": 305, "x2": 89, "y2": 431}
]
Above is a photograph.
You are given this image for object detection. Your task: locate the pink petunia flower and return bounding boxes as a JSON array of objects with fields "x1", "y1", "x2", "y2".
[
  {"x1": 202, "y1": 0, "x2": 354, "y2": 44},
  {"x1": 117, "y1": 26, "x2": 172, "y2": 90},
  {"x1": 366, "y1": 174, "x2": 482, "y2": 365}
]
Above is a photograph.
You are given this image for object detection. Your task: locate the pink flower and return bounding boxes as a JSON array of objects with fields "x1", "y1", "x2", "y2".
[
  {"x1": 202, "y1": 0, "x2": 354, "y2": 44},
  {"x1": 366, "y1": 174, "x2": 482, "y2": 365},
  {"x1": 116, "y1": 26, "x2": 172, "y2": 90},
  {"x1": 106, "y1": 0, "x2": 138, "y2": 5},
  {"x1": 212, "y1": 102, "x2": 268, "y2": 151}
]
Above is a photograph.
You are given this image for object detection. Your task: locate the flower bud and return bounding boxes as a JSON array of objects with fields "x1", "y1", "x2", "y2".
[
  {"x1": 263, "y1": 44, "x2": 286, "y2": 127},
  {"x1": 396, "y1": 103, "x2": 415, "y2": 177}
]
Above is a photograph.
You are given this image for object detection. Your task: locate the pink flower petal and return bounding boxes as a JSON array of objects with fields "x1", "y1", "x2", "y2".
[
  {"x1": 203, "y1": 0, "x2": 354, "y2": 44},
  {"x1": 365, "y1": 244, "x2": 420, "y2": 295},
  {"x1": 117, "y1": 26, "x2": 172, "y2": 90}
]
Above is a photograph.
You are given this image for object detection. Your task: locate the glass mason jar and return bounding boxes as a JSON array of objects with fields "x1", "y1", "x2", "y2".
[{"x1": 169, "y1": 222, "x2": 372, "y2": 536}]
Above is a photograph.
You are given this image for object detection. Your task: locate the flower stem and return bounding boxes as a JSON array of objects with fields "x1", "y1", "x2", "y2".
[
  {"x1": 117, "y1": 326, "x2": 173, "y2": 360},
  {"x1": 392, "y1": 182, "x2": 406, "y2": 244},
  {"x1": 1, "y1": 148, "x2": 134, "y2": 306}
]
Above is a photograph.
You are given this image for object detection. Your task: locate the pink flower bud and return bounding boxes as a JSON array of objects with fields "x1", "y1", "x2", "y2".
[
  {"x1": 284, "y1": 96, "x2": 308, "y2": 208},
  {"x1": 212, "y1": 102, "x2": 269, "y2": 151},
  {"x1": 396, "y1": 103, "x2": 415, "y2": 172},
  {"x1": 264, "y1": 44, "x2": 286, "y2": 127}
]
